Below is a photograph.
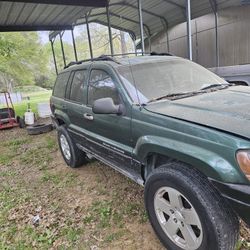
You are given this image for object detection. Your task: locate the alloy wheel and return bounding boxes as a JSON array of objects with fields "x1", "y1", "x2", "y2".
[
  {"x1": 60, "y1": 134, "x2": 71, "y2": 161},
  {"x1": 154, "y1": 186, "x2": 203, "y2": 250}
]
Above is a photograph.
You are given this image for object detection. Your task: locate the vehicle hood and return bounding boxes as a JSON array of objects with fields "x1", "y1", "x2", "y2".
[{"x1": 145, "y1": 86, "x2": 250, "y2": 139}]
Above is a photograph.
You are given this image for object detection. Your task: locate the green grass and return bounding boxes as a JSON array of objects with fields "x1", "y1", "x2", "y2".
[
  {"x1": 0, "y1": 90, "x2": 52, "y2": 117},
  {"x1": 14, "y1": 91, "x2": 52, "y2": 117},
  {"x1": 14, "y1": 86, "x2": 51, "y2": 93},
  {"x1": 84, "y1": 201, "x2": 112, "y2": 228}
]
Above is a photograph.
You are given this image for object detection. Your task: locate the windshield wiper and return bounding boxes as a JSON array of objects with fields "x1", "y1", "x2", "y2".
[
  {"x1": 148, "y1": 91, "x2": 205, "y2": 103},
  {"x1": 200, "y1": 83, "x2": 230, "y2": 90},
  {"x1": 147, "y1": 83, "x2": 234, "y2": 103}
]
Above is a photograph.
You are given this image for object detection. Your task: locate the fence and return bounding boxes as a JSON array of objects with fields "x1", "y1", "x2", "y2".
[{"x1": 0, "y1": 92, "x2": 22, "y2": 105}]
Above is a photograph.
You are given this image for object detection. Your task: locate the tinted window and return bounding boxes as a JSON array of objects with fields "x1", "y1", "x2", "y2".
[
  {"x1": 69, "y1": 70, "x2": 87, "y2": 103},
  {"x1": 53, "y1": 72, "x2": 70, "y2": 98},
  {"x1": 88, "y1": 70, "x2": 119, "y2": 106}
]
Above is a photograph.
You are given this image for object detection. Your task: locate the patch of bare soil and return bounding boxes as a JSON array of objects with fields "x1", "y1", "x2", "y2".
[{"x1": 0, "y1": 127, "x2": 249, "y2": 249}]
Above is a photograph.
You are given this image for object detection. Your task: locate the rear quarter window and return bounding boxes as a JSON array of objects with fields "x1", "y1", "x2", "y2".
[{"x1": 53, "y1": 72, "x2": 71, "y2": 98}]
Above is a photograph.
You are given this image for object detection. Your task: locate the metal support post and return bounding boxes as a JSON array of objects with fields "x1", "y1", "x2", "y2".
[
  {"x1": 59, "y1": 32, "x2": 66, "y2": 67},
  {"x1": 106, "y1": 6, "x2": 114, "y2": 56},
  {"x1": 160, "y1": 19, "x2": 170, "y2": 52},
  {"x1": 71, "y1": 28, "x2": 78, "y2": 62},
  {"x1": 209, "y1": 0, "x2": 219, "y2": 67},
  {"x1": 50, "y1": 39, "x2": 58, "y2": 75},
  {"x1": 133, "y1": 40, "x2": 138, "y2": 56},
  {"x1": 215, "y1": 11, "x2": 219, "y2": 67},
  {"x1": 186, "y1": 0, "x2": 192, "y2": 60},
  {"x1": 86, "y1": 14, "x2": 93, "y2": 59},
  {"x1": 138, "y1": 0, "x2": 145, "y2": 55},
  {"x1": 166, "y1": 29, "x2": 170, "y2": 52}
]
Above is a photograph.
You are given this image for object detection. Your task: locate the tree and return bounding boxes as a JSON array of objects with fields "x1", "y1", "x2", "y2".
[
  {"x1": 0, "y1": 24, "x2": 135, "y2": 92},
  {"x1": 0, "y1": 32, "x2": 52, "y2": 90},
  {"x1": 74, "y1": 24, "x2": 134, "y2": 60}
]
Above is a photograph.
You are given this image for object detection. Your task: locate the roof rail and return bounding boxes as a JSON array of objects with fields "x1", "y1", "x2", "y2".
[
  {"x1": 64, "y1": 55, "x2": 119, "y2": 69},
  {"x1": 150, "y1": 52, "x2": 174, "y2": 56},
  {"x1": 64, "y1": 52, "x2": 174, "y2": 69}
]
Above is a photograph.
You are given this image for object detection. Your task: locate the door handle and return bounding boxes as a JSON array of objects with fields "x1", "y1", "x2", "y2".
[{"x1": 83, "y1": 113, "x2": 94, "y2": 121}]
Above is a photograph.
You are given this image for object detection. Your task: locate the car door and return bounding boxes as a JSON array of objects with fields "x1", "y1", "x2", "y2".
[
  {"x1": 65, "y1": 68, "x2": 89, "y2": 143},
  {"x1": 80, "y1": 63, "x2": 138, "y2": 178}
]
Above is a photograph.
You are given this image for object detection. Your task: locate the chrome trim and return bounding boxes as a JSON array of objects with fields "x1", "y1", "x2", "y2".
[
  {"x1": 68, "y1": 128, "x2": 133, "y2": 160},
  {"x1": 76, "y1": 143, "x2": 144, "y2": 186}
]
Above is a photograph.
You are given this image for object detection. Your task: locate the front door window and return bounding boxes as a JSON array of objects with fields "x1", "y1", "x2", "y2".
[{"x1": 88, "y1": 69, "x2": 120, "y2": 106}]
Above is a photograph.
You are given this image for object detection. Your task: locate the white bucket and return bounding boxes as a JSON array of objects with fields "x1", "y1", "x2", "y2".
[
  {"x1": 25, "y1": 111, "x2": 34, "y2": 125},
  {"x1": 37, "y1": 103, "x2": 52, "y2": 118}
]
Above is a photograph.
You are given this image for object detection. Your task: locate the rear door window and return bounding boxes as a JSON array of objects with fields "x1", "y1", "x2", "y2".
[
  {"x1": 88, "y1": 69, "x2": 120, "y2": 106},
  {"x1": 53, "y1": 72, "x2": 70, "y2": 98},
  {"x1": 69, "y1": 70, "x2": 88, "y2": 103}
]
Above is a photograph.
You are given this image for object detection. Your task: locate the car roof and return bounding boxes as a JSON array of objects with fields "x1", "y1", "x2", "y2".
[{"x1": 115, "y1": 55, "x2": 180, "y2": 66}]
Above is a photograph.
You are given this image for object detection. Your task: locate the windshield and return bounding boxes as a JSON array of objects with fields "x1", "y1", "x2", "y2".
[{"x1": 117, "y1": 58, "x2": 227, "y2": 103}]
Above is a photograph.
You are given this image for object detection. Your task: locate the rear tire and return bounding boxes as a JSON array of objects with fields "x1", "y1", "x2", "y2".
[
  {"x1": 144, "y1": 162, "x2": 239, "y2": 250},
  {"x1": 57, "y1": 125, "x2": 88, "y2": 168}
]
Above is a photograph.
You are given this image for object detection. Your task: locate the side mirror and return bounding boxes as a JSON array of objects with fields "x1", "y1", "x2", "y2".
[{"x1": 92, "y1": 98, "x2": 122, "y2": 115}]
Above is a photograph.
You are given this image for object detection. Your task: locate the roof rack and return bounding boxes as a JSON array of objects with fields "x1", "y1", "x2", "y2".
[
  {"x1": 64, "y1": 55, "x2": 118, "y2": 69},
  {"x1": 64, "y1": 52, "x2": 174, "y2": 69}
]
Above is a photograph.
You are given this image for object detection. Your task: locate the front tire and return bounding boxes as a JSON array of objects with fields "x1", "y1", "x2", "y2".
[
  {"x1": 144, "y1": 162, "x2": 239, "y2": 250},
  {"x1": 57, "y1": 126, "x2": 88, "y2": 168}
]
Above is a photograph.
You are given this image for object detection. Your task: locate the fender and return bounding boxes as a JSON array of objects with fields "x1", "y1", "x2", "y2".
[
  {"x1": 54, "y1": 109, "x2": 70, "y2": 126},
  {"x1": 133, "y1": 135, "x2": 246, "y2": 184}
]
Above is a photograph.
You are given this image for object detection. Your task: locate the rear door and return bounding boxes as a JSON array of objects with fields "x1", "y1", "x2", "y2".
[
  {"x1": 65, "y1": 68, "x2": 89, "y2": 142},
  {"x1": 51, "y1": 71, "x2": 71, "y2": 119}
]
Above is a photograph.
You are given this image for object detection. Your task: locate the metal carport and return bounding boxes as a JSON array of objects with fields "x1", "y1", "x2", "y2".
[
  {"x1": 0, "y1": 0, "x2": 107, "y2": 31},
  {"x1": 0, "y1": 0, "x2": 246, "y2": 73},
  {"x1": 48, "y1": 0, "x2": 244, "y2": 71}
]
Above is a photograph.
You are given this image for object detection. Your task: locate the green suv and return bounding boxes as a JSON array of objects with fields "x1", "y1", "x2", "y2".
[{"x1": 51, "y1": 55, "x2": 250, "y2": 250}]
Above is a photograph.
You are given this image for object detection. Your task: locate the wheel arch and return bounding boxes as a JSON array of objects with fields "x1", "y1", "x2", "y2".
[
  {"x1": 56, "y1": 117, "x2": 66, "y2": 126},
  {"x1": 135, "y1": 136, "x2": 243, "y2": 183},
  {"x1": 53, "y1": 110, "x2": 70, "y2": 127}
]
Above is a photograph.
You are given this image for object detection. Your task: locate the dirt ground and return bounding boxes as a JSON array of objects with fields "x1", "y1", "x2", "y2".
[{"x1": 0, "y1": 127, "x2": 249, "y2": 249}]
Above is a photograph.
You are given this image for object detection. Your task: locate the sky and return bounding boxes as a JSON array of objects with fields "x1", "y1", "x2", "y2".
[
  {"x1": 38, "y1": 30, "x2": 75, "y2": 45},
  {"x1": 38, "y1": 25, "x2": 133, "y2": 46},
  {"x1": 38, "y1": 31, "x2": 49, "y2": 44}
]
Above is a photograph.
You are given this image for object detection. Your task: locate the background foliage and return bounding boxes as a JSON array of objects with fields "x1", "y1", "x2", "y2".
[
  {"x1": 0, "y1": 32, "x2": 53, "y2": 91},
  {"x1": 0, "y1": 24, "x2": 134, "y2": 92}
]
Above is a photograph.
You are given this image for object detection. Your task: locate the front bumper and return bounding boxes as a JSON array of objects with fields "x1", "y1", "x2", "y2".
[{"x1": 211, "y1": 179, "x2": 250, "y2": 227}]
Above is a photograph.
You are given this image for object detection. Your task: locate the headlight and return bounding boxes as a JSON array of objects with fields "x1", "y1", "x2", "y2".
[{"x1": 236, "y1": 150, "x2": 250, "y2": 180}]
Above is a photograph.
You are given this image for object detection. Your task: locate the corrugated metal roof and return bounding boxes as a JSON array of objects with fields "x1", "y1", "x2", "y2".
[
  {"x1": 0, "y1": 0, "x2": 108, "y2": 31},
  {"x1": 0, "y1": 0, "x2": 245, "y2": 37},
  {"x1": 74, "y1": 0, "x2": 243, "y2": 40}
]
